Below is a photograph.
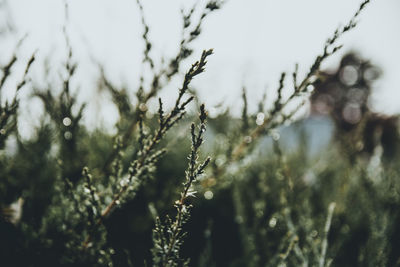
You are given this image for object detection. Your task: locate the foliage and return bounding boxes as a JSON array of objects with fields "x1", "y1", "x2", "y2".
[{"x1": 2, "y1": 0, "x2": 400, "y2": 267}]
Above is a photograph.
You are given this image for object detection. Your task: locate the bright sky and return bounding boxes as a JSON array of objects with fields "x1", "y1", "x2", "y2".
[{"x1": 2, "y1": 0, "x2": 400, "y2": 132}]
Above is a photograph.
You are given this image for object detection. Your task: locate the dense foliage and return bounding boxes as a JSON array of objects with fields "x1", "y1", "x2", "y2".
[{"x1": 2, "y1": 0, "x2": 400, "y2": 266}]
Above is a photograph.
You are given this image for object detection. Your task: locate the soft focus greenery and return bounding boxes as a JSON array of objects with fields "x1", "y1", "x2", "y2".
[{"x1": 2, "y1": 0, "x2": 400, "y2": 266}]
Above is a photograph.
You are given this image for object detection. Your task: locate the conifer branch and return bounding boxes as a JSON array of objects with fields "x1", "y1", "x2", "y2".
[
  {"x1": 83, "y1": 50, "x2": 213, "y2": 249},
  {"x1": 152, "y1": 104, "x2": 210, "y2": 266}
]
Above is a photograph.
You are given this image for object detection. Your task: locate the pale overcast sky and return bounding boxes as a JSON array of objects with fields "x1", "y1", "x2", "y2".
[{"x1": 2, "y1": 0, "x2": 400, "y2": 131}]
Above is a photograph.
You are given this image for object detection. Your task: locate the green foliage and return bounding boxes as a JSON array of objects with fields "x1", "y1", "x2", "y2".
[
  {"x1": 3, "y1": 1, "x2": 400, "y2": 267},
  {"x1": 152, "y1": 104, "x2": 210, "y2": 267}
]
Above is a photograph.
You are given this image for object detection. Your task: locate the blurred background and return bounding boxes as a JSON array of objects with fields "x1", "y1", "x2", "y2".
[
  {"x1": 2, "y1": 1, "x2": 400, "y2": 266},
  {"x1": 1, "y1": 0, "x2": 400, "y2": 136}
]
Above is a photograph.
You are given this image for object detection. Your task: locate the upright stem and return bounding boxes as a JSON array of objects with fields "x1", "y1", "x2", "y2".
[{"x1": 319, "y1": 202, "x2": 336, "y2": 267}]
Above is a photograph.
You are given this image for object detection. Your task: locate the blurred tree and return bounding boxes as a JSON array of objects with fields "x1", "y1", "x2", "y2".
[{"x1": 311, "y1": 53, "x2": 399, "y2": 161}]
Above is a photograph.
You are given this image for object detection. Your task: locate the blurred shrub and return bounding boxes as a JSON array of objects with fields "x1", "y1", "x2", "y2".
[{"x1": 2, "y1": 0, "x2": 400, "y2": 266}]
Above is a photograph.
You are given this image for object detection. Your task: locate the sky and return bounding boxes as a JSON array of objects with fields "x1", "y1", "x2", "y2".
[{"x1": 1, "y1": 0, "x2": 400, "y2": 132}]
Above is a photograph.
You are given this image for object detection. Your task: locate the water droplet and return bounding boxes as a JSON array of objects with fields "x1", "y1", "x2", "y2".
[
  {"x1": 363, "y1": 67, "x2": 380, "y2": 82},
  {"x1": 269, "y1": 217, "x2": 277, "y2": 228},
  {"x1": 139, "y1": 103, "x2": 147, "y2": 112},
  {"x1": 342, "y1": 103, "x2": 361, "y2": 124},
  {"x1": 64, "y1": 131, "x2": 73, "y2": 140},
  {"x1": 62, "y1": 117, "x2": 72, "y2": 127},
  {"x1": 256, "y1": 112, "x2": 265, "y2": 126},
  {"x1": 0, "y1": 129, "x2": 5, "y2": 135},
  {"x1": 244, "y1": 136, "x2": 252, "y2": 143},
  {"x1": 271, "y1": 130, "x2": 280, "y2": 141},
  {"x1": 119, "y1": 176, "x2": 129, "y2": 187},
  {"x1": 115, "y1": 200, "x2": 121, "y2": 205},
  {"x1": 340, "y1": 65, "x2": 359, "y2": 86},
  {"x1": 204, "y1": 190, "x2": 214, "y2": 200}
]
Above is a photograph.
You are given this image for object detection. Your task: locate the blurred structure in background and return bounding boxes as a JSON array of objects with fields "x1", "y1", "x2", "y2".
[{"x1": 311, "y1": 53, "x2": 400, "y2": 161}]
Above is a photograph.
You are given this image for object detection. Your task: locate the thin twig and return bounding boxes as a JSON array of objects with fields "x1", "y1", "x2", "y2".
[{"x1": 319, "y1": 202, "x2": 336, "y2": 267}]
